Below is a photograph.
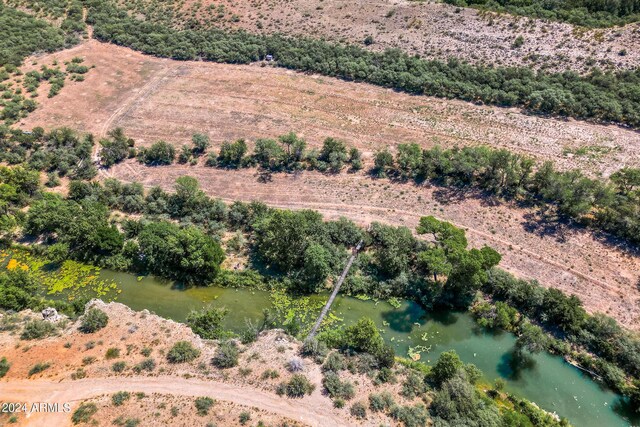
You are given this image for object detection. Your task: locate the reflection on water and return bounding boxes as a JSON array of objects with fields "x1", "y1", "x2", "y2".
[{"x1": 84, "y1": 271, "x2": 638, "y2": 427}]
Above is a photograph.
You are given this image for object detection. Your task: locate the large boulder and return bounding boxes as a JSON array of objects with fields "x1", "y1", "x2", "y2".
[{"x1": 41, "y1": 307, "x2": 61, "y2": 323}]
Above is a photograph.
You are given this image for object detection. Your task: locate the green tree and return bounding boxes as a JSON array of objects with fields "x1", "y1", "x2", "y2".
[
  {"x1": 191, "y1": 133, "x2": 210, "y2": 155},
  {"x1": 431, "y1": 350, "x2": 463, "y2": 386},
  {"x1": 186, "y1": 306, "x2": 229, "y2": 339}
]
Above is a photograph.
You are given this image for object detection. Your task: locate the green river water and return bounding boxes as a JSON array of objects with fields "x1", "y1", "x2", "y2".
[{"x1": 93, "y1": 270, "x2": 639, "y2": 427}]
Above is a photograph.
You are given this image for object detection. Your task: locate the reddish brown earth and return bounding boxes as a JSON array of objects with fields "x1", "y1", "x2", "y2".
[{"x1": 15, "y1": 40, "x2": 640, "y2": 329}]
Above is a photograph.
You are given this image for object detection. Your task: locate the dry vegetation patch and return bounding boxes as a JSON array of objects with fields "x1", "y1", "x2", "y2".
[{"x1": 121, "y1": 0, "x2": 640, "y2": 73}]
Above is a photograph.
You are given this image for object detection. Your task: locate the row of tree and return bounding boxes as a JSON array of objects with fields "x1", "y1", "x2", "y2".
[
  {"x1": 445, "y1": 0, "x2": 640, "y2": 27},
  {"x1": 375, "y1": 144, "x2": 640, "y2": 247},
  {"x1": 84, "y1": 0, "x2": 640, "y2": 128}
]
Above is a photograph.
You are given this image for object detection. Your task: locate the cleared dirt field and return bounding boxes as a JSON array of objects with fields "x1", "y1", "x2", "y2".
[
  {"x1": 19, "y1": 40, "x2": 640, "y2": 177},
  {"x1": 119, "y1": 0, "x2": 640, "y2": 73},
  {"x1": 16, "y1": 41, "x2": 640, "y2": 329}
]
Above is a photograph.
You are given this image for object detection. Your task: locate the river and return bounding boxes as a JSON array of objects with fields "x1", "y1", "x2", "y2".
[{"x1": 88, "y1": 270, "x2": 640, "y2": 427}]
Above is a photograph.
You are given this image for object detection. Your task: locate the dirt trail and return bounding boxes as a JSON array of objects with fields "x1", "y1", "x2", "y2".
[{"x1": 0, "y1": 377, "x2": 343, "y2": 427}]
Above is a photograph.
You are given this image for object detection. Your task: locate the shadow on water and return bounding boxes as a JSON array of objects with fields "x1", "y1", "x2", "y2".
[
  {"x1": 612, "y1": 397, "x2": 640, "y2": 424},
  {"x1": 427, "y1": 309, "x2": 459, "y2": 326},
  {"x1": 381, "y1": 303, "x2": 424, "y2": 333},
  {"x1": 498, "y1": 349, "x2": 537, "y2": 382}
]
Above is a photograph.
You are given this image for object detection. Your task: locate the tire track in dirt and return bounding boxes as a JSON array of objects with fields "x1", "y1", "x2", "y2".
[
  {"x1": 0, "y1": 377, "x2": 343, "y2": 427},
  {"x1": 94, "y1": 61, "x2": 182, "y2": 178}
]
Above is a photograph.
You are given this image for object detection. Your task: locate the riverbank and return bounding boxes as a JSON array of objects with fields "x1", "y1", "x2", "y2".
[{"x1": 0, "y1": 299, "x2": 562, "y2": 427}]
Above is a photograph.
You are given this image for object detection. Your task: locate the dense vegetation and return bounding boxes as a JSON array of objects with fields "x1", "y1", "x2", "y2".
[
  {"x1": 82, "y1": 1, "x2": 640, "y2": 129},
  {"x1": 0, "y1": 3, "x2": 71, "y2": 66},
  {"x1": 1, "y1": 126, "x2": 639, "y2": 418},
  {"x1": 445, "y1": 0, "x2": 640, "y2": 27}
]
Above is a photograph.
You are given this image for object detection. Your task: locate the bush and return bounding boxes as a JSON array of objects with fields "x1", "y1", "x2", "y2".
[
  {"x1": 430, "y1": 351, "x2": 462, "y2": 386},
  {"x1": 133, "y1": 358, "x2": 156, "y2": 373},
  {"x1": 71, "y1": 402, "x2": 97, "y2": 424},
  {"x1": 350, "y1": 401, "x2": 367, "y2": 419},
  {"x1": 112, "y1": 361, "x2": 127, "y2": 373},
  {"x1": 139, "y1": 140, "x2": 175, "y2": 165},
  {"x1": 322, "y1": 352, "x2": 345, "y2": 373},
  {"x1": 402, "y1": 371, "x2": 427, "y2": 399},
  {"x1": 79, "y1": 308, "x2": 108, "y2": 333},
  {"x1": 369, "y1": 391, "x2": 395, "y2": 413},
  {"x1": 283, "y1": 374, "x2": 315, "y2": 398},
  {"x1": 167, "y1": 341, "x2": 201, "y2": 363},
  {"x1": 186, "y1": 306, "x2": 229, "y2": 340},
  {"x1": 112, "y1": 391, "x2": 130, "y2": 406},
  {"x1": 390, "y1": 403, "x2": 429, "y2": 427},
  {"x1": 28, "y1": 362, "x2": 50, "y2": 377},
  {"x1": 194, "y1": 397, "x2": 215, "y2": 416},
  {"x1": 21, "y1": 320, "x2": 56, "y2": 340},
  {"x1": 212, "y1": 341, "x2": 239, "y2": 368},
  {"x1": 0, "y1": 357, "x2": 10, "y2": 378},
  {"x1": 322, "y1": 372, "x2": 355, "y2": 400},
  {"x1": 239, "y1": 411, "x2": 251, "y2": 425},
  {"x1": 105, "y1": 347, "x2": 120, "y2": 359},
  {"x1": 300, "y1": 336, "x2": 328, "y2": 362}
]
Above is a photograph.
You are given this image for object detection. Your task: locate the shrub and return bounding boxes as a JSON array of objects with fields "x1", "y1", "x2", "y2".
[
  {"x1": 112, "y1": 391, "x2": 130, "y2": 406},
  {"x1": 194, "y1": 397, "x2": 215, "y2": 415},
  {"x1": 402, "y1": 371, "x2": 427, "y2": 399},
  {"x1": 369, "y1": 391, "x2": 395, "y2": 412},
  {"x1": 71, "y1": 402, "x2": 97, "y2": 424},
  {"x1": 283, "y1": 374, "x2": 315, "y2": 398},
  {"x1": 430, "y1": 350, "x2": 462, "y2": 386},
  {"x1": 105, "y1": 347, "x2": 120, "y2": 359},
  {"x1": 186, "y1": 307, "x2": 229, "y2": 340},
  {"x1": 133, "y1": 358, "x2": 156, "y2": 373},
  {"x1": 350, "y1": 401, "x2": 367, "y2": 419},
  {"x1": 167, "y1": 341, "x2": 201, "y2": 363},
  {"x1": 139, "y1": 140, "x2": 175, "y2": 165},
  {"x1": 212, "y1": 341, "x2": 238, "y2": 368},
  {"x1": 239, "y1": 411, "x2": 251, "y2": 425},
  {"x1": 0, "y1": 357, "x2": 10, "y2": 378},
  {"x1": 300, "y1": 336, "x2": 328, "y2": 362},
  {"x1": 28, "y1": 362, "x2": 50, "y2": 377},
  {"x1": 21, "y1": 320, "x2": 55, "y2": 340},
  {"x1": 390, "y1": 403, "x2": 429, "y2": 427},
  {"x1": 333, "y1": 398, "x2": 345, "y2": 408},
  {"x1": 79, "y1": 308, "x2": 108, "y2": 333},
  {"x1": 322, "y1": 352, "x2": 345, "y2": 373},
  {"x1": 322, "y1": 372, "x2": 355, "y2": 400},
  {"x1": 112, "y1": 361, "x2": 127, "y2": 373},
  {"x1": 261, "y1": 369, "x2": 280, "y2": 380},
  {"x1": 288, "y1": 357, "x2": 304, "y2": 372}
]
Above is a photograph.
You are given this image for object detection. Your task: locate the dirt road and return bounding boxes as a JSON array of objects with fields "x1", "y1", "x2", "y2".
[{"x1": 0, "y1": 377, "x2": 345, "y2": 427}]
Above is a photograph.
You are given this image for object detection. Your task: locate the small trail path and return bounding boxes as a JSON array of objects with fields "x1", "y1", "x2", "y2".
[{"x1": 0, "y1": 377, "x2": 346, "y2": 427}]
